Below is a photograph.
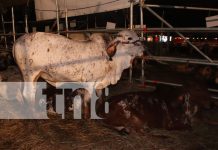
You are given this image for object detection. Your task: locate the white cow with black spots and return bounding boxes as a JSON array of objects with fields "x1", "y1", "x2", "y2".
[{"x1": 13, "y1": 30, "x2": 144, "y2": 117}]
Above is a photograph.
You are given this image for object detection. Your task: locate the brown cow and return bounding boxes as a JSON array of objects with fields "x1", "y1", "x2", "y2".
[{"x1": 97, "y1": 85, "x2": 198, "y2": 134}]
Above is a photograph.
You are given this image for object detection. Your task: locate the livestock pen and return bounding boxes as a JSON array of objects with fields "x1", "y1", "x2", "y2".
[{"x1": 0, "y1": 0, "x2": 218, "y2": 149}]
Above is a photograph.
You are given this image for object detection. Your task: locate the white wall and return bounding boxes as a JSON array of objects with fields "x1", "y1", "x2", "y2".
[{"x1": 34, "y1": 0, "x2": 136, "y2": 21}]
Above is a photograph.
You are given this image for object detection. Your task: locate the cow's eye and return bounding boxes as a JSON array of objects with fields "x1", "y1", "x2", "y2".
[{"x1": 128, "y1": 37, "x2": 133, "y2": 40}]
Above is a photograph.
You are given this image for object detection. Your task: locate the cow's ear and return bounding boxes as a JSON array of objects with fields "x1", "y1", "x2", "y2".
[{"x1": 106, "y1": 41, "x2": 119, "y2": 61}]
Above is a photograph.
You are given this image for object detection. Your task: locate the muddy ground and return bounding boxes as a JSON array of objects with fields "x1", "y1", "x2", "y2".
[{"x1": 0, "y1": 66, "x2": 218, "y2": 150}]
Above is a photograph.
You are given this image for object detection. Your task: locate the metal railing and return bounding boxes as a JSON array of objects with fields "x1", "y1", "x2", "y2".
[{"x1": 1, "y1": 0, "x2": 218, "y2": 90}]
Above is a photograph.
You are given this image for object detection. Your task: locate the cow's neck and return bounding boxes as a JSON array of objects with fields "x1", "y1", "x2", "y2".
[{"x1": 113, "y1": 53, "x2": 132, "y2": 70}]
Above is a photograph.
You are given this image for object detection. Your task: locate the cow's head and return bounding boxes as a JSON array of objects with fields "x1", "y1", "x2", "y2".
[{"x1": 106, "y1": 30, "x2": 144, "y2": 61}]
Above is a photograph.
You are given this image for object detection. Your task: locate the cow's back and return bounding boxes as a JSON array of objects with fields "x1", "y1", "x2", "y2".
[
  {"x1": 13, "y1": 32, "x2": 112, "y2": 83},
  {"x1": 13, "y1": 32, "x2": 84, "y2": 65}
]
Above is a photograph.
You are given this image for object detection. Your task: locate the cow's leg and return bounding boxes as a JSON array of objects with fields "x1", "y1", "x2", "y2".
[
  {"x1": 71, "y1": 88, "x2": 91, "y2": 119},
  {"x1": 96, "y1": 89, "x2": 103, "y2": 97},
  {"x1": 81, "y1": 89, "x2": 91, "y2": 119},
  {"x1": 22, "y1": 72, "x2": 43, "y2": 118},
  {"x1": 23, "y1": 76, "x2": 38, "y2": 102},
  {"x1": 41, "y1": 73, "x2": 58, "y2": 114},
  {"x1": 95, "y1": 74, "x2": 113, "y2": 113},
  {"x1": 95, "y1": 88, "x2": 108, "y2": 116},
  {"x1": 83, "y1": 101, "x2": 90, "y2": 120},
  {"x1": 47, "y1": 96, "x2": 57, "y2": 114}
]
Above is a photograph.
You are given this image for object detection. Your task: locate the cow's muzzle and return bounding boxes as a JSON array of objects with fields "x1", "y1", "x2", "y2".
[{"x1": 121, "y1": 39, "x2": 141, "y2": 46}]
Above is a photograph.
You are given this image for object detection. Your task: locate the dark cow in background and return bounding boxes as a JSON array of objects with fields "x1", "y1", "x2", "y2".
[
  {"x1": 96, "y1": 85, "x2": 198, "y2": 134},
  {"x1": 132, "y1": 60, "x2": 213, "y2": 110},
  {"x1": 171, "y1": 63, "x2": 218, "y2": 87}
]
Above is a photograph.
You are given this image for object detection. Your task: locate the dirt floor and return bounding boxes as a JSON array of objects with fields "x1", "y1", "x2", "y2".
[
  {"x1": 0, "y1": 66, "x2": 218, "y2": 150},
  {"x1": 0, "y1": 115, "x2": 218, "y2": 150}
]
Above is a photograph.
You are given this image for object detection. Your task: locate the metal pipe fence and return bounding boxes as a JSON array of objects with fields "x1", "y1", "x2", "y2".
[
  {"x1": 55, "y1": 0, "x2": 60, "y2": 34},
  {"x1": 144, "y1": 5, "x2": 214, "y2": 63},
  {"x1": 1, "y1": 1, "x2": 218, "y2": 89},
  {"x1": 146, "y1": 56, "x2": 218, "y2": 66},
  {"x1": 140, "y1": 0, "x2": 145, "y2": 82},
  {"x1": 11, "y1": 6, "x2": 16, "y2": 42},
  {"x1": 0, "y1": 27, "x2": 217, "y2": 37},
  {"x1": 64, "y1": 0, "x2": 69, "y2": 38},
  {"x1": 145, "y1": 4, "x2": 218, "y2": 12},
  {"x1": 129, "y1": 0, "x2": 134, "y2": 83},
  {"x1": 1, "y1": 14, "x2": 8, "y2": 49}
]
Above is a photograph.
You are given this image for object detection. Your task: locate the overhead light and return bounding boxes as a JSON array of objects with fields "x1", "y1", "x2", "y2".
[
  {"x1": 160, "y1": 35, "x2": 168, "y2": 42},
  {"x1": 147, "y1": 36, "x2": 153, "y2": 42}
]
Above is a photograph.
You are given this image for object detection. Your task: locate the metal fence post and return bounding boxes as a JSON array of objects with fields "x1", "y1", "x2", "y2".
[
  {"x1": 129, "y1": 0, "x2": 134, "y2": 83},
  {"x1": 140, "y1": 0, "x2": 145, "y2": 82},
  {"x1": 144, "y1": 5, "x2": 214, "y2": 63},
  {"x1": 11, "y1": 6, "x2": 16, "y2": 42},
  {"x1": 25, "y1": 12, "x2": 29, "y2": 33},
  {"x1": 55, "y1": 0, "x2": 60, "y2": 34},
  {"x1": 65, "y1": 0, "x2": 69, "y2": 37},
  {"x1": 1, "y1": 14, "x2": 8, "y2": 49}
]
